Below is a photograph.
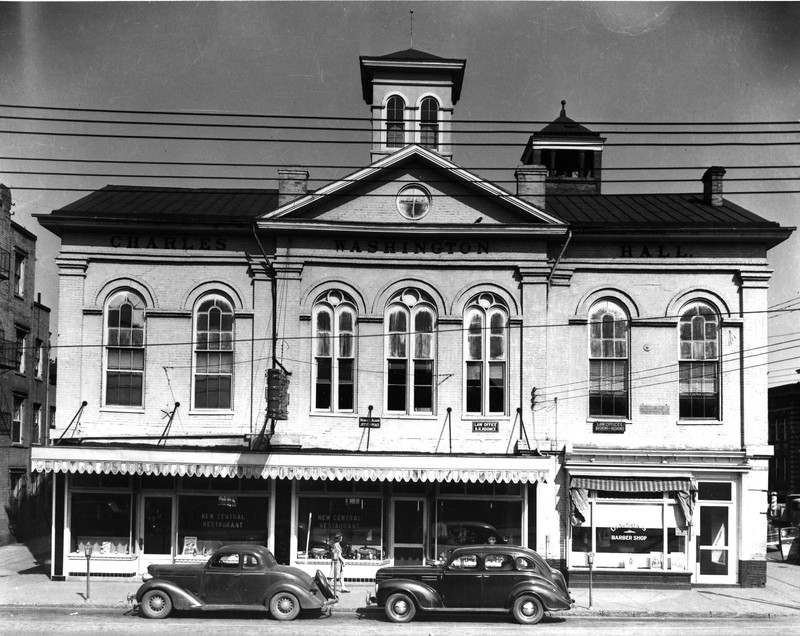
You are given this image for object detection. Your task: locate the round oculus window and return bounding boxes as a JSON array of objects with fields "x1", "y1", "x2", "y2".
[{"x1": 396, "y1": 185, "x2": 431, "y2": 220}]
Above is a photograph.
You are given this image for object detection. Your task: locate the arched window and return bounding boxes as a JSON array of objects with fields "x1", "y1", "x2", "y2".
[
  {"x1": 386, "y1": 289, "x2": 436, "y2": 414},
  {"x1": 589, "y1": 300, "x2": 629, "y2": 418},
  {"x1": 464, "y1": 293, "x2": 508, "y2": 415},
  {"x1": 420, "y1": 97, "x2": 439, "y2": 150},
  {"x1": 386, "y1": 95, "x2": 405, "y2": 148},
  {"x1": 105, "y1": 291, "x2": 145, "y2": 407},
  {"x1": 313, "y1": 291, "x2": 356, "y2": 412},
  {"x1": 679, "y1": 301, "x2": 719, "y2": 419},
  {"x1": 194, "y1": 294, "x2": 234, "y2": 410}
]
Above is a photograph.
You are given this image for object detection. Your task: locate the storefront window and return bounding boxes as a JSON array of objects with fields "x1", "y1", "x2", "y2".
[
  {"x1": 433, "y1": 498, "x2": 522, "y2": 559},
  {"x1": 296, "y1": 496, "x2": 384, "y2": 561},
  {"x1": 71, "y1": 492, "x2": 132, "y2": 554},
  {"x1": 178, "y1": 494, "x2": 268, "y2": 556}
]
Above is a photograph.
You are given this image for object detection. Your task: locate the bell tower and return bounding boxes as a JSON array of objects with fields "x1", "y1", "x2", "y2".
[
  {"x1": 359, "y1": 49, "x2": 466, "y2": 163},
  {"x1": 520, "y1": 101, "x2": 606, "y2": 197}
]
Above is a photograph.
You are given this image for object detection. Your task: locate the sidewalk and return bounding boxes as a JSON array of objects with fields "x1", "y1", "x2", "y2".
[{"x1": 2, "y1": 539, "x2": 799, "y2": 618}]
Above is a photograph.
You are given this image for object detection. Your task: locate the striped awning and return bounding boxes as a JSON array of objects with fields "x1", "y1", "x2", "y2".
[
  {"x1": 31, "y1": 446, "x2": 553, "y2": 484},
  {"x1": 569, "y1": 476, "x2": 696, "y2": 493}
]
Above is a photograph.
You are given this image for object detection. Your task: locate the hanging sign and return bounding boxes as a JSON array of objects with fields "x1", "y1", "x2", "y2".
[
  {"x1": 359, "y1": 417, "x2": 380, "y2": 428},
  {"x1": 593, "y1": 421, "x2": 626, "y2": 434},
  {"x1": 472, "y1": 421, "x2": 499, "y2": 433}
]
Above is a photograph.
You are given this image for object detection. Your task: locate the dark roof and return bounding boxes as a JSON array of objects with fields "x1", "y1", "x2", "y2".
[
  {"x1": 546, "y1": 193, "x2": 780, "y2": 228},
  {"x1": 371, "y1": 48, "x2": 457, "y2": 62},
  {"x1": 38, "y1": 185, "x2": 278, "y2": 233},
  {"x1": 536, "y1": 101, "x2": 600, "y2": 138}
]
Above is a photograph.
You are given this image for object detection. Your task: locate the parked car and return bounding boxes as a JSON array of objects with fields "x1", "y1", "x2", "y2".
[
  {"x1": 368, "y1": 545, "x2": 573, "y2": 625},
  {"x1": 131, "y1": 544, "x2": 336, "y2": 620}
]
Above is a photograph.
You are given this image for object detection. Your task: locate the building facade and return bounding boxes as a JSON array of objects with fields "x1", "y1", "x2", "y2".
[
  {"x1": 34, "y1": 49, "x2": 792, "y2": 586},
  {"x1": 768, "y1": 382, "x2": 800, "y2": 498},
  {"x1": 1, "y1": 184, "x2": 54, "y2": 545}
]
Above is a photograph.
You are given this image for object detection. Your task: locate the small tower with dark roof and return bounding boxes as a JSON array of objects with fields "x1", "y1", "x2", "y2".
[
  {"x1": 520, "y1": 101, "x2": 606, "y2": 197},
  {"x1": 359, "y1": 49, "x2": 466, "y2": 162}
]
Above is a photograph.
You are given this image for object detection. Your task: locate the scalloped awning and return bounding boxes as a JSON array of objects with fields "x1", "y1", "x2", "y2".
[{"x1": 31, "y1": 446, "x2": 553, "y2": 484}]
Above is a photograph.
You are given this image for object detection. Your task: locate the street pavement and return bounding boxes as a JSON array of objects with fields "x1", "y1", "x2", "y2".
[{"x1": 1, "y1": 537, "x2": 799, "y2": 618}]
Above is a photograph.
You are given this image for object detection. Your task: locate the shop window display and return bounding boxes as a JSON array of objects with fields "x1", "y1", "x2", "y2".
[
  {"x1": 433, "y1": 498, "x2": 522, "y2": 559},
  {"x1": 71, "y1": 492, "x2": 132, "y2": 554},
  {"x1": 178, "y1": 494, "x2": 268, "y2": 556},
  {"x1": 296, "y1": 497, "x2": 384, "y2": 561}
]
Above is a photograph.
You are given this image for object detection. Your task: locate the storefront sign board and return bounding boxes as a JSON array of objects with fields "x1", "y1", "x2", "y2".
[
  {"x1": 472, "y1": 421, "x2": 499, "y2": 433},
  {"x1": 359, "y1": 417, "x2": 380, "y2": 428},
  {"x1": 593, "y1": 421, "x2": 626, "y2": 434}
]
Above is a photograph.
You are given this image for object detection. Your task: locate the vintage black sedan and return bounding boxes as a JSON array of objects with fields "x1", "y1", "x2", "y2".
[
  {"x1": 369, "y1": 545, "x2": 573, "y2": 625},
  {"x1": 132, "y1": 544, "x2": 336, "y2": 620}
]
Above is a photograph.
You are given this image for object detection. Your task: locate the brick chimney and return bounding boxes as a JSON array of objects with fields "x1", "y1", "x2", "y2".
[
  {"x1": 1, "y1": 183, "x2": 11, "y2": 218},
  {"x1": 515, "y1": 165, "x2": 548, "y2": 210},
  {"x1": 278, "y1": 168, "x2": 309, "y2": 207},
  {"x1": 702, "y1": 166, "x2": 726, "y2": 207}
]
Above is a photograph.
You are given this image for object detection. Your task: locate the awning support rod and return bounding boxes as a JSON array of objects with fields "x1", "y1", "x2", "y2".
[
  {"x1": 56, "y1": 401, "x2": 87, "y2": 445},
  {"x1": 158, "y1": 402, "x2": 180, "y2": 446}
]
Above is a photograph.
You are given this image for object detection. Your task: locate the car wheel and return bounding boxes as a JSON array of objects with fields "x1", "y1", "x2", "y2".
[
  {"x1": 139, "y1": 589, "x2": 173, "y2": 619},
  {"x1": 314, "y1": 569, "x2": 335, "y2": 600},
  {"x1": 269, "y1": 591, "x2": 301, "y2": 621},
  {"x1": 385, "y1": 592, "x2": 416, "y2": 623},
  {"x1": 512, "y1": 593, "x2": 544, "y2": 625}
]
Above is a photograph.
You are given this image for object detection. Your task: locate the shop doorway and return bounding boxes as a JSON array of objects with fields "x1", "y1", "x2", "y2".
[
  {"x1": 694, "y1": 481, "x2": 736, "y2": 584},
  {"x1": 392, "y1": 498, "x2": 426, "y2": 565},
  {"x1": 141, "y1": 495, "x2": 174, "y2": 560}
]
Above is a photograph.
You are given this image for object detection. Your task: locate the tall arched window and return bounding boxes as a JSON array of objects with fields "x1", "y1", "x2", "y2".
[
  {"x1": 194, "y1": 294, "x2": 234, "y2": 410},
  {"x1": 465, "y1": 293, "x2": 508, "y2": 415},
  {"x1": 105, "y1": 291, "x2": 145, "y2": 407},
  {"x1": 589, "y1": 300, "x2": 629, "y2": 418},
  {"x1": 313, "y1": 290, "x2": 356, "y2": 412},
  {"x1": 679, "y1": 301, "x2": 720, "y2": 419},
  {"x1": 386, "y1": 95, "x2": 405, "y2": 148},
  {"x1": 420, "y1": 97, "x2": 439, "y2": 150},
  {"x1": 386, "y1": 289, "x2": 436, "y2": 414}
]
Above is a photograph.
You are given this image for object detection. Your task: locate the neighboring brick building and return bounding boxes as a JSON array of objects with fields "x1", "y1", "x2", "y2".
[
  {"x1": 768, "y1": 382, "x2": 800, "y2": 498},
  {"x1": 0, "y1": 184, "x2": 54, "y2": 545},
  {"x1": 34, "y1": 48, "x2": 793, "y2": 587}
]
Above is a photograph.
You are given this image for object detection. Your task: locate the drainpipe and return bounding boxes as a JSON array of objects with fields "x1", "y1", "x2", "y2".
[
  {"x1": 252, "y1": 222, "x2": 278, "y2": 366},
  {"x1": 547, "y1": 229, "x2": 572, "y2": 286}
]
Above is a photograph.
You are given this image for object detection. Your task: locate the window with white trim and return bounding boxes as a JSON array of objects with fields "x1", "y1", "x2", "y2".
[
  {"x1": 194, "y1": 294, "x2": 234, "y2": 410},
  {"x1": 420, "y1": 97, "x2": 439, "y2": 150},
  {"x1": 464, "y1": 293, "x2": 508, "y2": 415},
  {"x1": 15, "y1": 329, "x2": 26, "y2": 374},
  {"x1": 386, "y1": 289, "x2": 436, "y2": 414},
  {"x1": 589, "y1": 300, "x2": 629, "y2": 418},
  {"x1": 12, "y1": 396, "x2": 23, "y2": 444},
  {"x1": 13, "y1": 251, "x2": 25, "y2": 297},
  {"x1": 34, "y1": 339, "x2": 44, "y2": 379},
  {"x1": 32, "y1": 403, "x2": 41, "y2": 445},
  {"x1": 386, "y1": 95, "x2": 405, "y2": 148},
  {"x1": 313, "y1": 291, "x2": 356, "y2": 412},
  {"x1": 105, "y1": 291, "x2": 145, "y2": 407},
  {"x1": 679, "y1": 301, "x2": 719, "y2": 419}
]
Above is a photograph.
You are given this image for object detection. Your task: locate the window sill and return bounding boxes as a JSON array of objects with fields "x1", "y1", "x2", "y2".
[
  {"x1": 100, "y1": 407, "x2": 145, "y2": 414},
  {"x1": 309, "y1": 412, "x2": 357, "y2": 418},
  {"x1": 384, "y1": 413, "x2": 438, "y2": 420},
  {"x1": 676, "y1": 419, "x2": 722, "y2": 426},
  {"x1": 461, "y1": 416, "x2": 511, "y2": 422},
  {"x1": 586, "y1": 417, "x2": 632, "y2": 424},
  {"x1": 188, "y1": 409, "x2": 234, "y2": 416}
]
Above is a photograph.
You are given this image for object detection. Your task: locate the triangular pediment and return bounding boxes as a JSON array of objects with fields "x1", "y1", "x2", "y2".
[{"x1": 257, "y1": 146, "x2": 566, "y2": 232}]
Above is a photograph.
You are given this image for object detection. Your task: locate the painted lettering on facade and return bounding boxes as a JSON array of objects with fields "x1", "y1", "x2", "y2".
[
  {"x1": 334, "y1": 239, "x2": 489, "y2": 255},
  {"x1": 110, "y1": 236, "x2": 227, "y2": 250},
  {"x1": 619, "y1": 245, "x2": 692, "y2": 258}
]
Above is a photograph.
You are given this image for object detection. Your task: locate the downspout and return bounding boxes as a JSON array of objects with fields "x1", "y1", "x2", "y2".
[{"x1": 547, "y1": 229, "x2": 572, "y2": 287}]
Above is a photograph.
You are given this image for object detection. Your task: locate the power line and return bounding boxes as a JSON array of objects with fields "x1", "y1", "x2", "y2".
[{"x1": 2, "y1": 102, "x2": 798, "y2": 126}]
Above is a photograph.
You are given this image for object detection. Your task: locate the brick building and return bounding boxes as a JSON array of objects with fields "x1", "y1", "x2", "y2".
[
  {"x1": 1, "y1": 184, "x2": 54, "y2": 545},
  {"x1": 768, "y1": 382, "x2": 800, "y2": 498},
  {"x1": 34, "y1": 49, "x2": 793, "y2": 586}
]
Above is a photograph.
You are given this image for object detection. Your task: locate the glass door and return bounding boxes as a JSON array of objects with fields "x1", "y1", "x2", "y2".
[
  {"x1": 694, "y1": 481, "x2": 736, "y2": 584},
  {"x1": 392, "y1": 498, "x2": 426, "y2": 565},
  {"x1": 141, "y1": 495, "x2": 174, "y2": 561}
]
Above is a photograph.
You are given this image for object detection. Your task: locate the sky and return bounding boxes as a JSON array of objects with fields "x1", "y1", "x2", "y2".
[{"x1": 1, "y1": 1, "x2": 798, "y2": 382}]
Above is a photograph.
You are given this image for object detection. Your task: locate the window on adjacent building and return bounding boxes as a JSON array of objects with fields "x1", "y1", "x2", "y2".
[
  {"x1": 15, "y1": 329, "x2": 26, "y2": 374},
  {"x1": 105, "y1": 291, "x2": 145, "y2": 407},
  {"x1": 49, "y1": 405, "x2": 56, "y2": 429},
  {"x1": 386, "y1": 289, "x2": 436, "y2": 414},
  {"x1": 313, "y1": 290, "x2": 356, "y2": 412},
  {"x1": 194, "y1": 294, "x2": 234, "y2": 410},
  {"x1": 464, "y1": 293, "x2": 508, "y2": 415},
  {"x1": 679, "y1": 301, "x2": 719, "y2": 419},
  {"x1": 589, "y1": 300, "x2": 629, "y2": 418},
  {"x1": 13, "y1": 251, "x2": 25, "y2": 297},
  {"x1": 386, "y1": 95, "x2": 405, "y2": 148},
  {"x1": 12, "y1": 396, "x2": 23, "y2": 444},
  {"x1": 34, "y1": 339, "x2": 43, "y2": 379},
  {"x1": 32, "y1": 403, "x2": 41, "y2": 445},
  {"x1": 420, "y1": 97, "x2": 439, "y2": 150}
]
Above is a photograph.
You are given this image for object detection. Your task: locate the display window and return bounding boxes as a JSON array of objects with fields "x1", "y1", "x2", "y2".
[
  {"x1": 178, "y1": 494, "x2": 268, "y2": 556},
  {"x1": 70, "y1": 492, "x2": 133, "y2": 555},
  {"x1": 296, "y1": 496, "x2": 384, "y2": 561}
]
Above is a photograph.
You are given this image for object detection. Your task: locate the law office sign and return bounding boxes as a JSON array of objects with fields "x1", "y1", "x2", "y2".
[{"x1": 472, "y1": 421, "x2": 499, "y2": 433}]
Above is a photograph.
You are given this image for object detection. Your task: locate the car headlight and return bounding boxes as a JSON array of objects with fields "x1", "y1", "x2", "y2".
[{"x1": 142, "y1": 573, "x2": 153, "y2": 582}]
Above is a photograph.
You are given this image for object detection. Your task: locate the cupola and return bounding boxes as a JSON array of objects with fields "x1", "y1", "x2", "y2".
[
  {"x1": 520, "y1": 101, "x2": 606, "y2": 198},
  {"x1": 359, "y1": 49, "x2": 466, "y2": 162}
]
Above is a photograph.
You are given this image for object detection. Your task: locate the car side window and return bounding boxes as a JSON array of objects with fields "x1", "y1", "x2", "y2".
[
  {"x1": 485, "y1": 554, "x2": 514, "y2": 570},
  {"x1": 243, "y1": 554, "x2": 259, "y2": 569},
  {"x1": 515, "y1": 556, "x2": 537, "y2": 571},
  {"x1": 448, "y1": 554, "x2": 479, "y2": 570},
  {"x1": 210, "y1": 552, "x2": 241, "y2": 569}
]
